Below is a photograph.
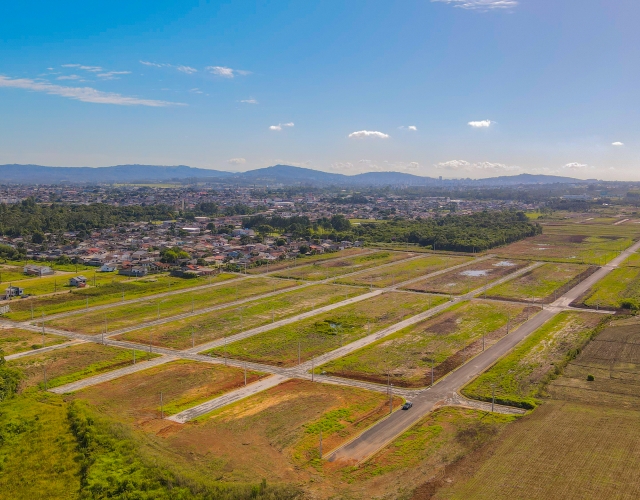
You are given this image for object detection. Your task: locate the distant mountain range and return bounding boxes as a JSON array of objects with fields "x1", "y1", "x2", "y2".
[{"x1": 0, "y1": 163, "x2": 595, "y2": 187}]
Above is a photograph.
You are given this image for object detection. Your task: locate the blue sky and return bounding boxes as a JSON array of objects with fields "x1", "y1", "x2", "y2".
[{"x1": 0, "y1": 0, "x2": 638, "y2": 180}]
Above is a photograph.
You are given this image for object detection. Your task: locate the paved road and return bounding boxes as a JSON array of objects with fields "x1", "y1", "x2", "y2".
[
  {"x1": 326, "y1": 240, "x2": 640, "y2": 464},
  {"x1": 49, "y1": 354, "x2": 176, "y2": 393}
]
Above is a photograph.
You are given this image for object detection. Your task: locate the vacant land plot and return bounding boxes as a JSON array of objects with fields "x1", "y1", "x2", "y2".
[
  {"x1": 115, "y1": 284, "x2": 365, "y2": 349},
  {"x1": 247, "y1": 247, "x2": 369, "y2": 274},
  {"x1": 486, "y1": 262, "x2": 594, "y2": 303},
  {"x1": 273, "y1": 251, "x2": 413, "y2": 281},
  {"x1": 3, "y1": 272, "x2": 237, "y2": 321},
  {"x1": 624, "y1": 250, "x2": 640, "y2": 267},
  {"x1": 548, "y1": 319, "x2": 640, "y2": 409},
  {"x1": 435, "y1": 401, "x2": 640, "y2": 500},
  {"x1": 207, "y1": 292, "x2": 444, "y2": 367},
  {"x1": 321, "y1": 300, "x2": 535, "y2": 387},
  {"x1": 48, "y1": 277, "x2": 296, "y2": 334},
  {"x1": 0, "y1": 327, "x2": 66, "y2": 355},
  {"x1": 403, "y1": 259, "x2": 528, "y2": 295},
  {"x1": 0, "y1": 265, "x2": 45, "y2": 284},
  {"x1": 74, "y1": 360, "x2": 267, "y2": 421},
  {"x1": 335, "y1": 254, "x2": 471, "y2": 288},
  {"x1": 463, "y1": 311, "x2": 604, "y2": 408},
  {"x1": 497, "y1": 223, "x2": 636, "y2": 263},
  {"x1": 8, "y1": 342, "x2": 154, "y2": 390},
  {"x1": 581, "y1": 266, "x2": 640, "y2": 310},
  {"x1": 340, "y1": 407, "x2": 516, "y2": 499}
]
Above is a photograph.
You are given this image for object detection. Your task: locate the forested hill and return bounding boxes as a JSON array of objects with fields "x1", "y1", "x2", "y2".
[{"x1": 243, "y1": 211, "x2": 542, "y2": 252}]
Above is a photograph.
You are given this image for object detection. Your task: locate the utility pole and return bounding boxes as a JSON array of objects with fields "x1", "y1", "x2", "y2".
[
  {"x1": 41, "y1": 312, "x2": 45, "y2": 339},
  {"x1": 491, "y1": 384, "x2": 495, "y2": 412},
  {"x1": 311, "y1": 356, "x2": 314, "y2": 382},
  {"x1": 191, "y1": 327, "x2": 195, "y2": 349},
  {"x1": 244, "y1": 361, "x2": 247, "y2": 386},
  {"x1": 298, "y1": 340, "x2": 301, "y2": 366},
  {"x1": 160, "y1": 392, "x2": 164, "y2": 419},
  {"x1": 389, "y1": 383, "x2": 393, "y2": 414},
  {"x1": 224, "y1": 333, "x2": 228, "y2": 365},
  {"x1": 431, "y1": 358, "x2": 434, "y2": 387},
  {"x1": 43, "y1": 365, "x2": 47, "y2": 390},
  {"x1": 133, "y1": 349, "x2": 136, "y2": 365},
  {"x1": 319, "y1": 429, "x2": 323, "y2": 458}
]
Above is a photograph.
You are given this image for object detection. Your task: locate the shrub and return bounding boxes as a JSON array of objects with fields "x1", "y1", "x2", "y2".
[{"x1": 587, "y1": 374, "x2": 595, "y2": 381}]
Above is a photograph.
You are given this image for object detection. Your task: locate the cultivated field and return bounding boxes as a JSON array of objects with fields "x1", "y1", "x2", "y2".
[
  {"x1": 115, "y1": 284, "x2": 365, "y2": 349},
  {"x1": 580, "y1": 266, "x2": 640, "y2": 310},
  {"x1": 402, "y1": 258, "x2": 528, "y2": 295},
  {"x1": 247, "y1": 247, "x2": 369, "y2": 274},
  {"x1": 3, "y1": 272, "x2": 237, "y2": 321},
  {"x1": 463, "y1": 311, "x2": 604, "y2": 408},
  {"x1": 321, "y1": 299, "x2": 536, "y2": 387},
  {"x1": 497, "y1": 222, "x2": 637, "y2": 263},
  {"x1": 206, "y1": 292, "x2": 444, "y2": 367},
  {"x1": 8, "y1": 342, "x2": 155, "y2": 390},
  {"x1": 0, "y1": 326, "x2": 66, "y2": 355},
  {"x1": 272, "y1": 251, "x2": 413, "y2": 281},
  {"x1": 486, "y1": 262, "x2": 594, "y2": 303},
  {"x1": 73, "y1": 360, "x2": 267, "y2": 421},
  {"x1": 47, "y1": 277, "x2": 296, "y2": 334},
  {"x1": 335, "y1": 254, "x2": 471, "y2": 287}
]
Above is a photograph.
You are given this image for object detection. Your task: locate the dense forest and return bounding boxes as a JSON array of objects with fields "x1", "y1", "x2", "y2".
[{"x1": 244, "y1": 211, "x2": 541, "y2": 252}]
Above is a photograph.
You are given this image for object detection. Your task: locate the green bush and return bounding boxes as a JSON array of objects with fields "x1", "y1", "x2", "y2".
[{"x1": 587, "y1": 374, "x2": 595, "y2": 381}]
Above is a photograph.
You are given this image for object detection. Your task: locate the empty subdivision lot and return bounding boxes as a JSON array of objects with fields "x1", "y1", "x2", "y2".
[
  {"x1": 115, "y1": 284, "x2": 366, "y2": 349},
  {"x1": 273, "y1": 250, "x2": 413, "y2": 281},
  {"x1": 435, "y1": 318, "x2": 640, "y2": 500},
  {"x1": 462, "y1": 311, "x2": 604, "y2": 408},
  {"x1": 207, "y1": 292, "x2": 444, "y2": 367},
  {"x1": 47, "y1": 277, "x2": 296, "y2": 334},
  {"x1": 497, "y1": 223, "x2": 637, "y2": 263},
  {"x1": 321, "y1": 299, "x2": 536, "y2": 388},
  {"x1": 402, "y1": 258, "x2": 528, "y2": 295},
  {"x1": 486, "y1": 262, "x2": 594, "y2": 303},
  {"x1": 8, "y1": 342, "x2": 155, "y2": 390},
  {"x1": 72, "y1": 360, "x2": 267, "y2": 425},
  {"x1": 247, "y1": 247, "x2": 369, "y2": 274},
  {"x1": 0, "y1": 326, "x2": 66, "y2": 355},
  {"x1": 4, "y1": 272, "x2": 237, "y2": 321},
  {"x1": 335, "y1": 254, "x2": 471, "y2": 287},
  {"x1": 580, "y1": 266, "x2": 640, "y2": 309}
]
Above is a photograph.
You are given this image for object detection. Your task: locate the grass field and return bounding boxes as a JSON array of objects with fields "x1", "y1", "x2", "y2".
[
  {"x1": 340, "y1": 407, "x2": 517, "y2": 499},
  {"x1": 486, "y1": 262, "x2": 593, "y2": 303},
  {"x1": 320, "y1": 300, "x2": 535, "y2": 387},
  {"x1": 3, "y1": 272, "x2": 238, "y2": 321},
  {"x1": 206, "y1": 292, "x2": 444, "y2": 367},
  {"x1": 462, "y1": 311, "x2": 604, "y2": 408},
  {"x1": 48, "y1": 277, "x2": 297, "y2": 334},
  {"x1": 497, "y1": 222, "x2": 637, "y2": 263},
  {"x1": 115, "y1": 284, "x2": 365, "y2": 349},
  {"x1": 73, "y1": 360, "x2": 267, "y2": 420},
  {"x1": 435, "y1": 401, "x2": 640, "y2": 500},
  {"x1": 272, "y1": 250, "x2": 413, "y2": 281},
  {"x1": 403, "y1": 258, "x2": 528, "y2": 295},
  {"x1": 0, "y1": 326, "x2": 66, "y2": 355},
  {"x1": 8, "y1": 342, "x2": 155, "y2": 390},
  {"x1": 247, "y1": 247, "x2": 369, "y2": 274},
  {"x1": 581, "y1": 266, "x2": 640, "y2": 309},
  {"x1": 624, "y1": 250, "x2": 640, "y2": 267},
  {"x1": 335, "y1": 254, "x2": 471, "y2": 287}
]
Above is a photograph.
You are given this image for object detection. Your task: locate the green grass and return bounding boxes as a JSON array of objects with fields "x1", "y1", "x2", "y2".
[
  {"x1": 4, "y1": 272, "x2": 238, "y2": 321},
  {"x1": 336, "y1": 254, "x2": 471, "y2": 287},
  {"x1": 247, "y1": 247, "x2": 369, "y2": 274},
  {"x1": 462, "y1": 311, "x2": 606, "y2": 409},
  {"x1": 117, "y1": 283, "x2": 366, "y2": 349},
  {"x1": 0, "y1": 327, "x2": 66, "y2": 355},
  {"x1": 624, "y1": 251, "x2": 640, "y2": 267},
  {"x1": 8, "y1": 343, "x2": 157, "y2": 389},
  {"x1": 583, "y1": 266, "x2": 640, "y2": 309},
  {"x1": 273, "y1": 251, "x2": 412, "y2": 281},
  {"x1": 48, "y1": 277, "x2": 296, "y2": 334},
  {"x1": 2, "y1": 259, "x2": 96, "y2": 273},
  {"x1": 320, "y1": 300, "x2": 532, "y2": 387},
  {"x1": 206, "y1": 292, "x2": 443, "y2": 367},
  {"x1": 486, "y1": 263, "x2": 590, "y2": 302}
]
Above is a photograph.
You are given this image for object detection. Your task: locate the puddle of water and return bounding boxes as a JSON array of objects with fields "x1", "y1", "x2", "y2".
[
  {"x1": 460, "y1": 270, "x2": 488, "y2": 277},
  {"x1": 493, "y1": 261, "x2": 515, "y2": 267}
]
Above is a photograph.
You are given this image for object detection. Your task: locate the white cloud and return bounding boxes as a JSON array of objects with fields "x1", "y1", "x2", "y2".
[
  {"x1": 612, "y1": 141, "x2": 624, "y2": 146},
  {"x1": 56, "y1": 75, "x2": 82, "y2": 81},
  {"x1": 468, "y1": 119, "x2": 492, "y2": 128},
  {"x1": 140, "y1": 61, "x2": 168, "y2": 68},
  {"x1": 227, "y1": 158, "x2": 246, "y2": 165},
  {"x1": 562, "y1": 162, "x2": 590, "y2": 170},
  {"x1": 399, "y1": 125, "x2": 417, "y2": 131},
  {"x1": 240, "y1": 98, "x2": 258, "y2": 104},
  {"x1": 140, "y1": 61, "x2": 197, "y2": 75},
  {"x1": 435, "y1": 159, "x2": 521, "y2": 172},
  {"x1": 189, "y1": 88, "x2": 203, "y2": 94},
  {"x1": 0, "y1": 76, "x2": 184, "y2": 107},
  {"x1": 97, "y1": 71, "x2": 131, "y2": 80},
  {"x1": 206, "y1": 66, "x2": 250, "y2": 78},
  {"x1": 269, "y1": 122, "x2": 294, "y2": 131},
  {"x1": 348, "y1": 130, "x2": 390, "y2": 139},
  {"x1": 431, "y1": 0, "x2": 518, "y2": 11},
  {"x1": 176, "y1": 65, "x2": 197, "y2": 74},
  {"x1": 62, "y1": 64, "x2": 103, "y2": 72}
]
